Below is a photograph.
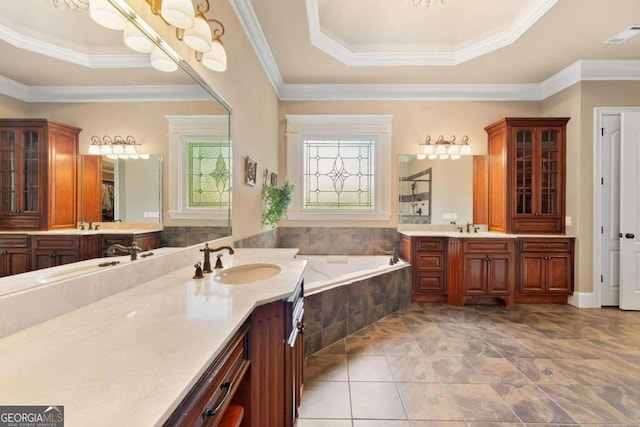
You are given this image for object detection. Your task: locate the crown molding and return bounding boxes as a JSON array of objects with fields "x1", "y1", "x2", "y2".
[
  {"x1": 305, "y1": 0, "x2": 560, "y2": 67},
  {"x1": 0, "y1": 23, "x2": 149, "y2": 69},
  {"x1": 0, "y1": 78, "x2": 211, "y2": 102},
  {"x1": 228, "y1": 0, "x2": 284, "y2": 95}
]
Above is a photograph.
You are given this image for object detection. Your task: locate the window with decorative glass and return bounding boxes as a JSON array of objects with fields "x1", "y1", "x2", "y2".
[
  {"x1": 166, "y1": 116, "x2": 231, "y2": 221},
  {"x1": 286, "y1": 115, "x2": 392, "y2": 221}
]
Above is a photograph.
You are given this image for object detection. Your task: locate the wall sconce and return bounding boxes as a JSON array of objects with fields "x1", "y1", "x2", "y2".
[
  {"x1": 90, "y1": 0, "x2": 227, "y2": 73},
  {"x1": 417, "y1": 135, "x2": 472, "y2": 160},
  {"x1": 88, "y1": 136, "x2": 150, "y2": 159}
]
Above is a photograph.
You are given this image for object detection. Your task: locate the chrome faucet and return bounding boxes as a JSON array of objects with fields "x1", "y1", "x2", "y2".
[
  {"x1": 209, "y1": 245, "x2": 235, "y2": 269},
  {"x1": 106, "y1": 242, "x2": 142, "y2": 261}
]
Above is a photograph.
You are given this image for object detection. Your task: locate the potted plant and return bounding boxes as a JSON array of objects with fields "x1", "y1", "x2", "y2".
[{"x1": 262, "y1": 180, "x2": 294, "y2": 229}]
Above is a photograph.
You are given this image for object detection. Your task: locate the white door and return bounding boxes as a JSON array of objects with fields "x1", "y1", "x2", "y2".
[
  {"x1": 600, "y1": 115, "x2": 621, "y2": 306},
  {"x1": 619, "y1": 112, "x2": 640, "y2": 310}
]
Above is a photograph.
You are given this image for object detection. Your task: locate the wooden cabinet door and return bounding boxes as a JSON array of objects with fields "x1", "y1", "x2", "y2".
[
  {"x1": 463, "y1": 254, "x2": 488, "y2": 296},
  {"x1": 510, "y1": 125, "x2": 565, "y2": 233},
  {"x1": 487, "y1": 253, "x2": 513, "y2": 295},
  {"x1": 246, "y1": 300, "x2": 285, "y2": 427},
  {"x1": 0, "y1": 249, "x2": 29, "y2": 277},
  {"x1": 546, "y1": 253, "x2": 572, "y2": 293},
  {"x1": 519, "y1": 254, "x2": 545, "y2": 293}
]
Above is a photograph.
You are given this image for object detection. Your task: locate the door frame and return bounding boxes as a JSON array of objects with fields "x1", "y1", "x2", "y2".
[{"x1": 593, "y1": 107, "x2": 640, "y2": 308}]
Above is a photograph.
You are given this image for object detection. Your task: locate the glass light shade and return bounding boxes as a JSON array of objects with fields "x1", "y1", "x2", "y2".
[
  {"x1": 127, "y1": 154, "x2": 139, "y2": 159},
  {"x1": 184, "y1": 15, "x2": 212, "y2": 53},
  {"x1": 118, "y1": 154, "x2": 129, "y2": 159},
  {"x1": 107, "y1": 154, "x2": 118, "y2": 160},
  {"x1": 90, "y1": 0, "x2": 127, "y2": 31},
  {"x1": 448, "y1": 144, "x2": 459, "y2": 155},
  {"x1": 139, "y1": 154, "x2": 150, "y2": 160},
  {"x1": 125, "y1": 144, "x2": 137, "y2": 154},
  {"x1": 416, "y1": 154, "x2": 427, "y2": 160},
  {"x1": 112, "y1": 144, "x2": 125, "y2": 154},
  {"x1": 427, "y1": 154, "x2": 437, "y2": 160},
  {"x1": 101, "y1": 144, "x2": 112, "y2": 155},
  {"x1": 422, "y1": 144, "x2": 434, "y2": 155},
  {"x1": 450, "y1": 154, "x2": 461, "y2": 160},
  {"x1": 88, "y1": 144, "x2": 101, "y2": 155},
  {"x1": 160, "y1": 0, "x2": 195, "y2": 29},
  {"x1": 438, "y1": 154, "x2": 449, "y2": 160},
  {"x1": 202, "y1": 39, "x2": 227, "y2": 72},
  {"x1": 460, "y1": 144, "x2": 472, "y2": 155},
  {"x1": 124, "y1": 22, "x2": 155, "y2": 53},
  {"x1": 435, "y1": 144, "x2": 447, "y2": 155},
  {"x1": 150, "y1": 47, "x2": 179, "y2": 72}
]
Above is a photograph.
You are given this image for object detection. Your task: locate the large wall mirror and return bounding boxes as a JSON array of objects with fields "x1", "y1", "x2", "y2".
[
  {"x1": 0, "y1": 0, "x2": 232, "y2": 243},
  {"x1": 398, "y1": 155, "x2": 473, "y2": 225}
]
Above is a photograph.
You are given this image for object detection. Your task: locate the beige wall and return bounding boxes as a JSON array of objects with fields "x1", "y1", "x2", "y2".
[
  {"x1": 278, "y1": 100, "x2": 541, "y2": 228},
  {"x1": 125, "y1": 0, "x2": 280, "y2": 240},
  {"x1": 0, "y1": 93, "x2": 28, "y2": 117},
  {"x1": 542, "y1": 81, "x2": 640, "y2": 294}
]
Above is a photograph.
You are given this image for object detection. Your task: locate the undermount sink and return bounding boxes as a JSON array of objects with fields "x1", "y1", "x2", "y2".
[{"x1": 213, "y1": 263, "x2": 282, "y2": 285}]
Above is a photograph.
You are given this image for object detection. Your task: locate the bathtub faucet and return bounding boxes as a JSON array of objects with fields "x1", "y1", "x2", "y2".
[{"x1": 380, "y1": 248, "x2": 399, "y2": 265}]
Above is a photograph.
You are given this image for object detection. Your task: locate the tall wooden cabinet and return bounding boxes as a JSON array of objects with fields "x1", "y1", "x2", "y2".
[
  {"x1": 484, "y1": 118, "x2": 569, "y2": 234},
  {"x1": 0, "y1": 119, "x2": 80, "y2": 230}
]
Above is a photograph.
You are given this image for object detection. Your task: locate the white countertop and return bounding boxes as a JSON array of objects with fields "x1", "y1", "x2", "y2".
[
  {"x1": 399, "y1": 230, "x2": 575, "y2": 238},
  {"x1": 0, "y1": 249, "x2": 305, "y2": 427},
  {"x1": 26, "y1": 228, "x2": 163, "y2": 235}
]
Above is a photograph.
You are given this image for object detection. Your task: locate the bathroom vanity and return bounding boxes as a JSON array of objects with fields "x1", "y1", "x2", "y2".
[
  {"x1": 400, "y1": 232, "x2": 575, "y2": 307},
  {"x1": 0, "y1": 245, "x2": 305, "y2": 427}
]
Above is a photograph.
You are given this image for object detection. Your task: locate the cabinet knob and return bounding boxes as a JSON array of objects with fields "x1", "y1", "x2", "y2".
[
  {"x1": 297, "y1": 322, "x2": 306, "y2": 335},
  {"x1": 625, "y1": 233, "x2": 635, "y2": 239}
]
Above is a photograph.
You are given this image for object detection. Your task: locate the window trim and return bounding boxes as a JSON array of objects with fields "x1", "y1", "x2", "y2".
[
  {"x1": 286, "y1": 115, "x2": 392, "y2": 221},
  {"x1": 166, "y1": 115, "x2": 231, "y2": 221}
]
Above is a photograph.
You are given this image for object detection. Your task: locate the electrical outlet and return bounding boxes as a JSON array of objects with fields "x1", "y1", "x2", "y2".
[{"x1": 566, "y1": 216, "x2": 572, "y2": 226}]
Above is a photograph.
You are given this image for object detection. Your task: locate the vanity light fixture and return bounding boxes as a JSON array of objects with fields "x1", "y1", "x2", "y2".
[
  {"x1": 90, "y1": 0, "x2": 227, "y2": 73},
  {"x1": 89, "y1": 135, "x2": 148, "y2": 159},
  {"x1": 418, "y1": 135, "x2": 471, "y2": 160}
]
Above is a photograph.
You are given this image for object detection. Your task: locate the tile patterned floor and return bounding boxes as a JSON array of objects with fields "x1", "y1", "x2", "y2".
[{"x1": 298, "y1": 303, "x2": 640, "y2": 426}]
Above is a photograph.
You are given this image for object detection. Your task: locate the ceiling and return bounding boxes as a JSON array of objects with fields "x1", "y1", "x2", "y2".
[{"x1": 1, "y1": 0, "x2": 640, "y2": 102}]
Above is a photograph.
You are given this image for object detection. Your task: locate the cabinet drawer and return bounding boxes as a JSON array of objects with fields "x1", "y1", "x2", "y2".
[
  {"x1": 164, "y1": 324, "x2": 249, "y2": 427},
  {"x1": 416, "y1": 253, "x2": 444, "y2": 271},
  {"x1": 415, "y1": 272, "x2": 445, "y2": 294},
  {"x1": 0, "y1": 215, "x2": 41, "y2": 229},
  {"x1": 462, "y1": 239, "x2": 513, "y2": 253},
  {"x1": 416, "y1": 238, "x2": 444, "y2": 252},
  {"x1": 520, "y1": 239, "x2": 571, "y2": 252},
  {"x1": 0, "y1": 234, "x2": 28, "y2": 248},
  {"x1": 511, "y1": 218, "x2": 563, "y2": 233},
  {"x1": 30, "y1": 236, "x2": 80, "y2": 250}
]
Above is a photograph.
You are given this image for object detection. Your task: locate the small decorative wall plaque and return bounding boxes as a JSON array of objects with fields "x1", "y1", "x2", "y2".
[
  {"x1": 270, "y1": 172, "x2": 278, "y2": 186},
  {"x1": 245, "y1": 157, "x2": 257, "y2": 186}
]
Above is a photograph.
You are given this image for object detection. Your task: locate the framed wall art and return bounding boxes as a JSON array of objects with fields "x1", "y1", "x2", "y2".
[{"x1": 245, "y1": 157, "x2": 257, "y2": 186}]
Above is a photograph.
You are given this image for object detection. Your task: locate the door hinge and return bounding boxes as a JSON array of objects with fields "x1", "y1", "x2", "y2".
[
  {"x1": 601, "y1": 177, "x2": 604, "y2": 185},
  {"x1": 601, "y1": 127, "x2": 605, "y2": 136},
  {"x1": 601, "y1": 275, "x2": 604, "y2": 283},
  {"x1": 601, "y1": 226, "x2": 604, "y2": 234}
]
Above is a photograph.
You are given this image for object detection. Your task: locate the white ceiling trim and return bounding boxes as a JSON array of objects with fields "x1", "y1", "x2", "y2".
[
  {"x1": 228, "y1": 0, "x2": 284, "y2": 95},
  {"x1": 279, "y1": 60, "x2": 640, "y2": 101},
  {"x1": 0, "y1": 76, "x2": 211, "y2": 102},
  {"x1": 305, "y1": 0, "x2": 560, "y2": 67},
  {"x1": 0, "y1": 22, "x2": 150, "y2": 69}
]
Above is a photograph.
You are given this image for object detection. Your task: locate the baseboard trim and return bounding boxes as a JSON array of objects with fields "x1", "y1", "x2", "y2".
[{"x1": 568, "y1": 292, "x2": 598, "y2": 308}]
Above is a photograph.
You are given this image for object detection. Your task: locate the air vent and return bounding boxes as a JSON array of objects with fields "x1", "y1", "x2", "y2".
[{"x1": 606, "y1": 25, "x2": 640, "y2": 44}]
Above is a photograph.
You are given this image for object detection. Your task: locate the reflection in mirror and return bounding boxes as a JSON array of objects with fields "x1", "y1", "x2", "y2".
[
  {"x1": 398, "y1": 155, "x2": 473, "y2": 225},
  {"x1": 100, "y1": 156, "x2": 162, "y2": 223},
  {"x1": 0, "y1": 1, "x2": 232, "y2": 245}
]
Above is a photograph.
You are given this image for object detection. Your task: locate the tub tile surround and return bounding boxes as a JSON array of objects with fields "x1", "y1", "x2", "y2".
[
  {"x1": 160, "y1": 225, "x2": 231, "y2": 247},
  {"x1": 299, "y1": 303, "x2": 640, "y2": 425},
  {"x1": 0, "y1": 243, "x2": 305, "y2": 426},
  {"x1": 304, "y1": 267, "x2": 412, "y2": 355}
]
